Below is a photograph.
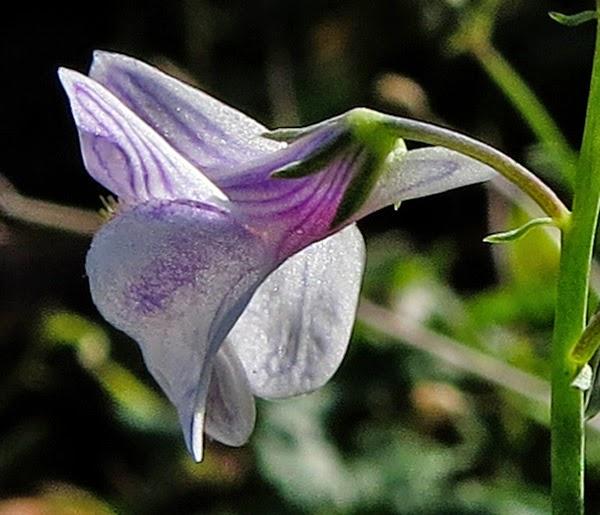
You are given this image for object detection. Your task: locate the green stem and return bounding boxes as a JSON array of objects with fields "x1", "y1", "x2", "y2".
[
  {"x1": 376, "y1": 113, "x2": 570, "y2": 225},
  {"x1": 471, "y1": 42, "x2": 577, "y2": 186},
  {"x1": 551, "y1": 4, "x2": 600, "y2": 513},
  {"x1": 552, "y1": 239, "x2": 585, "y2": 515}
]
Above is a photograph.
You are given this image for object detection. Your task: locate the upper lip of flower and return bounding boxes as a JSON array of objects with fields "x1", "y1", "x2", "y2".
[{"x1": 58, "y1": 50, "x2": 494, "y2": 461}]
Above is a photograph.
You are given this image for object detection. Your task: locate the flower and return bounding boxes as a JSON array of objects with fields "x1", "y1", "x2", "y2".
[{"x1": 59, "y1": 51, "x2": 493, "y2": 461}]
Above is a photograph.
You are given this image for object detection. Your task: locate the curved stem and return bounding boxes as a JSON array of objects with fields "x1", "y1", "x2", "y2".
[{"x1": 378, "y1": 114, "x2": 570, "y2": 226}]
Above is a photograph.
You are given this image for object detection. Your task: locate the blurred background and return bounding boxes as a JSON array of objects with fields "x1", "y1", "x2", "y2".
[{"x1": 0, "y1": 0, "x2": 597, "y2": 513}]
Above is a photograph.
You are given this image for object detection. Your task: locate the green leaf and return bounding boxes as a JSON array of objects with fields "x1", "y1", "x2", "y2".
[
  {"x1": 483, "y1": 217, "x2": 555, "y2": 244},
  {"x1": 571, "y1": 310, "x2": 600, "y2": 365},
  {"x1": 549, "y1": 10, "x2": 597, "y2": 27}
]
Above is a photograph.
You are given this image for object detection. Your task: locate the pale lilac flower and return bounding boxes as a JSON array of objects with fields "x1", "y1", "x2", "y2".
[{"x1": 59, "y1": 52, "x2": 493, "y2": 461}]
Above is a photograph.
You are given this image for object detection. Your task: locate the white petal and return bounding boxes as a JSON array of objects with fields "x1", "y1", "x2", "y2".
[
  {"x1": 229, "y1": 224, "x2": 365, "y2": 399},
  {"x1": 89, "y1": 51, "x2": 282, "y2": 170},
  {"x1": 58, "y1": 68, "x2": 227, "y2": 205},
  {"x1": 362, "y1": 146, "x2": 495, "y2": 214},
  {"x1": 85, "y1": 199, "x2": 273, "y2": 458},
  {"x1": 192, "y1": 408, "x2": 206, "y2": 462},
  {"x1": 205, "y1": 342, "x2": 256, "y2": 447}
]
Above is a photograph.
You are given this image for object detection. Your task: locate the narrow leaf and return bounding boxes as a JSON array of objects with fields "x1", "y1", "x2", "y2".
[
  {"x1": 549, "y1": 10, "x2": 597, "y2": 27},
  {"x1": 571, "y1": 310, "x2": 600, "y2": 365},
  {"x1": 585, "y1": 349, "x2": 600, "y2": 419},
  {"x1": 577, "y1": 312, "x2": 600, "y2": 418},
  {"x1": 483, "y1": 217, "x2": 554, "y2": 244}
]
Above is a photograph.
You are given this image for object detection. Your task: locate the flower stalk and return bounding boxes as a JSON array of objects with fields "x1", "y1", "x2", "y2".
[{"x1": 371, "y1": 111, "x2": 571, "y2": 225}]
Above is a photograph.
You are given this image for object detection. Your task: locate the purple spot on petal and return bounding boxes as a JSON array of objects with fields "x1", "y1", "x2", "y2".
[{"x1": 127, "y1": 235, "x2": 203, "y2": 315}]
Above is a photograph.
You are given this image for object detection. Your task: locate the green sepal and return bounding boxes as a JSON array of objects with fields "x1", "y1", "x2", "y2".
[
  {"x1": 266, "y1": 127, "x2": 319, "y2": 143},
  {"x1": 271, "y1": 131, "x2": 353, "y2": 178},
  {"x1": 264, "y1": 117, "x2": 341, "y2": 143},
  {"x1": 331, "y1": 153, "x2": 377, "y2": 227},
  {"x1": 329, "y1": 109, "x2": 404, "y2": 226},
  {"x1": 483, "y1": 217, "x2": 555, "y2": 244},
  {"x1": 549, "y1": 10, "x2": 597, "y2": 27},
  {"x1": 271, "y1": 108, "x2": 405, "y2": 226},
  {"x1": 346, "y1": 108, "x2": 402, "y2": 158}
]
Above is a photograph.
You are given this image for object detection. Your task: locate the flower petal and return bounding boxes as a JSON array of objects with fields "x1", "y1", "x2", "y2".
[
  {"x1": 85, "y1": 199, "x2": 273, "y2": 460},
  {"x1": 216, "y1": 126, "x2": 367, "y2": 258},
  {"x1": 362, "y1": 146, "x2": 495, "y2": 214},
  {"x1": 58, "y1": 68, "x2": 226, "y2": 205},
  {"x1": 228, "y1": 224, "x2": 365, "y2": 399},
  {"x1": 89, "y1": 51, "x2": 282, "y2": 170},
  {"x1": 205, "y1": 342, "x2": 256, "y2": 447}
]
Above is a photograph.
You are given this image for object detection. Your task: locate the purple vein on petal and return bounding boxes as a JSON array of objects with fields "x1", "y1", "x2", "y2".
[
  {"x1": 76, "y1": 85, "x2": 164, "y2": 200},
  {"x1": 270, "y1": 171, "x2": 331, "y2": 222},
  {"x1": 82, "y1": 109, "x2": 141, "y2": 198},
  {"x1": 211, "y1": 127, "x2": 344, "y2": 230},
  {"x1": 89, "y1": 133, "x2": 135, "y2": 198},
  {"x1": 269, "y1": 150, "x2": 360, "y2": 258},
  {"x1": 211, "y1": 121, "x2": 364, "y2": 257},
  {"x1": 64, "y1": 73, "x2": 225, "y2": 204},
  {"x1": 144, "y1": 140, "x2": 176, "y2": 197},
  {"x1": 226, "y1": 178, "x2": 315, "y2": 207},
  {"x1": 111, "y1": 80, "x2": 233, "y2": 165},
  {"x1": 237, "y1": 177, "x2": 325, "y2": 221},
  {"x1": 98, "y1": 68, "x2": 255, "y2": 168},
  {"x1": 281, "y1": 152, "x2": 360, "y2": 254},
  {"x1": 217, "y1": 126, "x2": 339, "y2": 192}
]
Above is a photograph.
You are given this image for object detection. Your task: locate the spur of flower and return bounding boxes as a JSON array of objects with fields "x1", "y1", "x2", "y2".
[{"x1": 59, "y1": 51, "x2": 493, "y2": 461}]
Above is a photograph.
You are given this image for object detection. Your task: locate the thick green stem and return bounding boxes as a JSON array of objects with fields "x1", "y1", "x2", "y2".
[
  {"x1": 471, "y1": 42, "x2": 577, "y2": 186},
  {"x1": 552, "y1": 232, "x2": 586, "y2": 515},
  {"x1": 551, "y1": 5, "x2": 600, "y2": 513}
]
